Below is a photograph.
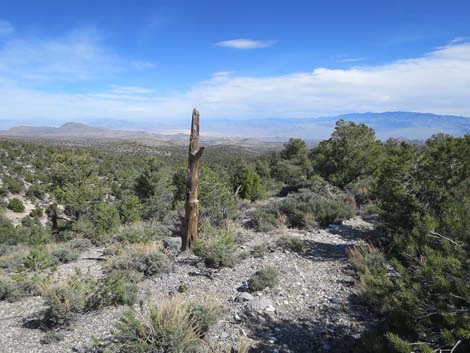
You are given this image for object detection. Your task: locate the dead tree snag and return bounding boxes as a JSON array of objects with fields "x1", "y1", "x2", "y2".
[{"x1": 182, "y1": 109, "x2": 205, "y2": 252}]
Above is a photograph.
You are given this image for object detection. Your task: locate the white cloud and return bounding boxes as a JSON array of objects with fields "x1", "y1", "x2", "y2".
[
  {"x1": 215, "y1": 39, "x2": 277, "y2": 49},
  {"x1": 0, "y1": 29, "x2": 155, "y2": 83},
  {"x1": 0, "y1": 20, "x2": 14, "y2": 36},
  {"x1": 1, "y1": 39, "x2": 470, "y2": 121},
  {"x1": 109, "y1": 85, "x2": 154, "y2": 95},
  {"x1": 339, "y1": 57, "x2": 364, "y2": 63},
  {"x1": 0, "y1": 30, "x2": 123, "y2": 82},
  {"x1": 130, "y1": 60, "x2": 156, "y2": 70}
]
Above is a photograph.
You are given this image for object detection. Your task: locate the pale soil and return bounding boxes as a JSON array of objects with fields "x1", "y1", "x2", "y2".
[{"x1": 0, "y1": 217, "x2": 374, "y2": 353}]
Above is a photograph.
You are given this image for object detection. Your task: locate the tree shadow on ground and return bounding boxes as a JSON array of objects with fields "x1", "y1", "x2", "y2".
[
  {"x1": 301, "y1": 239, "x2": 351, "y2": 262},
  {"x1": 245, "y1": 292, "x2": 370, "y2": 353},
  {"x1": 325, "y1": 224, "x2": 371, "y2": 242}
]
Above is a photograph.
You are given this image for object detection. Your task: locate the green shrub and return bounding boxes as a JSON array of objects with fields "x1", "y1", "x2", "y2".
[
  {"x1": 311, "y1": 119, "x2": 383, "y2": 188},
  {"x1": 4, "y1": 176, "x2": 23, "y2": 194},
  {"x1": 112, "y1": 223, "x2": 165, "y2": 244},
  {"x1": 0, "y1": 217, "x2": 19, "y2": 245},
  {"x1": 70, "y1": 218, "x2": 96, "y2": 239},
  {"x1": 276, "y1": 235, "x2": 304, "y2": 253},
  {"x1": 188, "y1": 302, "x2": 226, "y2": 337},
  {"x1": 173, "y1": 166, "x2": 237, "y2": 226},
  {"x1": 248, "y1": 267, "x2": 278, "y2": 292},
  {"x1": 51, "y1": 245, "x2": 79, "y2": 265},
  {"x1": 270, "y1": 138, "x2": 312, "y2": 188},
  {"x1": 108, "y1": 298, "x2": 206, "y2": 353},
  {"x1": 94, "y1": 202, "x2": 120, "y2": 235},
  {"x1": 40, "y1": 274, "x2": 96, "y2": 327},
  {"x1": 0, "y1": 186, "x2": 8, "y2": 197},
  {"x1": 21, "y1": 242, "x2": 79, "y2": 272},
  {"x1": 231, "y1": 165, "x2": 263, "y2": 201},
  {"x1": 7, "y1": 198, "x2": 25, "y2": 213},
  {"x1": 0, "y1": 274, "x2": 20, "y2": 301},
  {"x1": 66, "y1": 237, "x2": 92, "y2": 252},
  {"x1": 352, "y1": 135, "x2": 470, "y2": 353},
  {"x1": 199, "y1": 166, "x2": 237, "y2": 226},
  {"x1": 251, "y1": 243, "x2": 270, "y2": 258},
  {"x1": 193, "y1": 222, "x2": 235, "y2": 268},
  {"x1": 89, "y1": 270, "x2": 139, "y2": 309},
  {"x1": 40, "y1": 270, "x2": 138, "y2": 328},
  {"x1": 26, "y1": 184, "x2": 46, "y2": 200},
  {"x1": 0, "y1": 245, "x2": 29, "y2": 272},
  {"x1": 23, "y1": 247, "x2": 54, "y2": 271},
  {"x1": 249, "y1": 205, "x2": 282, "y2": 232},
  {"x1": 0, "y1": 273, "x2": 37, "y2": 302},
  {"x1": 105, "y1": 242, "x2": 173, "y2": 277},
  {"x1": 30, "y1": 207, "x2": 44, "y2": 218},
  {"x1": 118, "y1": 195, "x2": 142, "y2": 224},
  {"x1": 15, "y1": 224, "x2": 52, "y2": 245},
  {"x1": 280, "y1": 191, "x2": 354, "y2": 227}
]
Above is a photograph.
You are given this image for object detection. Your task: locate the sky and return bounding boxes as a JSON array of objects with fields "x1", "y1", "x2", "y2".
[{"x1": 0, "y1": 0, "x2": 470, "y2": 122}]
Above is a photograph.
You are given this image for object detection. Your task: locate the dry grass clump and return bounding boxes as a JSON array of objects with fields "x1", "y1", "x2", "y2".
[
  {"x1": 104, "y1": 297, "x2": 226, "y2": 353},
  {"x1": 247, "y1": 266, "x2": 279, "y2": 293},
  {"x1": 104, "y1": 241, "x2": 173, "y2": 277},
  {"x1": 276, "y1": 235, "x2": 304, "y2": 253},
  {"x1": 38, "y1": 270, "x2": 138, "y2": 328},
  {"x1": 193, "y1": 221, "x2": 235, "y2": 268}
]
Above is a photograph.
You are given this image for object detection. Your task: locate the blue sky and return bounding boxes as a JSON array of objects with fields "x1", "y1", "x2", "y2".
[{"x1": 0, "y1": 0, "x2": 470, "y2": 121}]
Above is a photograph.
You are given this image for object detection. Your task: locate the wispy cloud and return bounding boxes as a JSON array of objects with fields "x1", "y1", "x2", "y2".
[
  {"x1": 110, "y1": 85, "x2": 153, "y2": 95},
  {"x1": 130, "y1": 60, "x2": 156, "y2": 70},
  {"x1": 1, "y1": 38, "x2": 470, "y2": 121},
  {"x1": 215, "y1": 38, "x2": 277, "y2": 49},
  {"x1": 339, "y1": 57, "x2": 365, "y2": 63},
  {"x1": 85, "y1": 85, "x2": 155, "y2": 101},
  {"x1": 0, "y1": 28, "x2": 155, "y2": 84},
  {"x1": 0, "y1": 30, "x2": 122, "y2": 82},
  {"x1": 0, "y1": 20, "x2": 14, "y2": 36}
]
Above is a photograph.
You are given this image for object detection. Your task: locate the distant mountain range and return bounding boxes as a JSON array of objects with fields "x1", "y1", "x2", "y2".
[{"x1": 1, "y1": 112, "x2": 469, "y2": 142}]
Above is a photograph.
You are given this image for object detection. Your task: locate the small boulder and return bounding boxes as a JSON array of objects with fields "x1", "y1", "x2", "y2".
[
  {"x1": 236, "y1": 292, "x2": 254, "y2": 302},
  {"x1": 249, "y1": 297, "x2": 275, "y2": 313}
]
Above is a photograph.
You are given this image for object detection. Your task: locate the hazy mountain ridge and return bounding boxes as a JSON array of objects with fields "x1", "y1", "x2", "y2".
[{"x1": 1, "y1": 111, "x2": 469, "y2": 142}]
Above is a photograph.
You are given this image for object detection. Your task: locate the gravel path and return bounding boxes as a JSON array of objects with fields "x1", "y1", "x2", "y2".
[{"x1": 0, "y1": 217, "x2": 373, "y2": 353}]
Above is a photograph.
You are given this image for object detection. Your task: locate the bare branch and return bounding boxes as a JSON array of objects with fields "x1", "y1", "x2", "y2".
[
  {"x1": 428, "y1": 231, "x2": 459, "y2": 246},
  {"x1": 450, "y1": 340, "x2": 461, "y2": 353}
]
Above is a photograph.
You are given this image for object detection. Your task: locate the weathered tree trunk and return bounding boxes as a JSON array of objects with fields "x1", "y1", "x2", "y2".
[
  {"x1": 46, "y1": 203, "x2": 59, "y2": 242},
  {"x1": 182, "y1": 109, "x2": 205, "y2": 252}
]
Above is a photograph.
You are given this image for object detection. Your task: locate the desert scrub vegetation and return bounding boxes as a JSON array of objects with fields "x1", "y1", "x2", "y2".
[
  {"x1": 98, "y1": 297, "x2": 225, "y2": 353},
  {"x1": 229, "y1": 162, "x2": 264, "y2": 201},
  {"x1": 249, "y1": 205, "x2": 283, "y2": 232},
  {"x1": 193, "y1": 221, "x2": 235, "y2": 268},
  {"x1": 0, "y1": 139, "x2": 243, "y2": 248},
  {"x1": 248, "y1": 267, "x2": 278, "y2": 292},
  {"x1": 341, "y1": 134, "x2": 470, "y2": 352},
  {"x1": 0, "y1": 216, "x2": 51, "y2": 245},
  {"x1": 22, "y1": 242, "x2": 81, "y2": 272},
  {"x1": 39, "y1": 271, "x2": 138, "y2": 328},
  {"x1": 108, "y1": 222, "x2": 166, "y2": 244},
  {"x1": 7, "y1": 198, "x2": 25, "y2": 212},
  {"x1": 39, "y1": 273, "x2": 98, "y2": 327},
  {"x1": 0, "y1": 273, "x2": 38, "y2": 302},
  {"x1": 3, "y1": 175, "x2": 23, "y2": 194},
  {"x1": 249, "y1": 190, "x2": 354, "y2": 232},
  {"x1": 276, "y1": 235, "x2": 304, "y2": 253},
  {"x1": 0, "y1": 244, "x2": 30, "y2": 272},
  {"x1": 279, "y1": 191, "x2": 355, "y2": 227},
  {"x1": 250, "y1": 243, "x2": 271, "y2": 258},
  {"x1": 173, "y1": 165, "x2": 238, "y2": 226},
  {"x1": 104, "y1": 242, "x2": 173, "y2": 277}
]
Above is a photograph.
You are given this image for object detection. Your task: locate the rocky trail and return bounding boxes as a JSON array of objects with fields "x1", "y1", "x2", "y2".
[{"x1": 0, "y1": 216, "x2": 374, "y2": 353}]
